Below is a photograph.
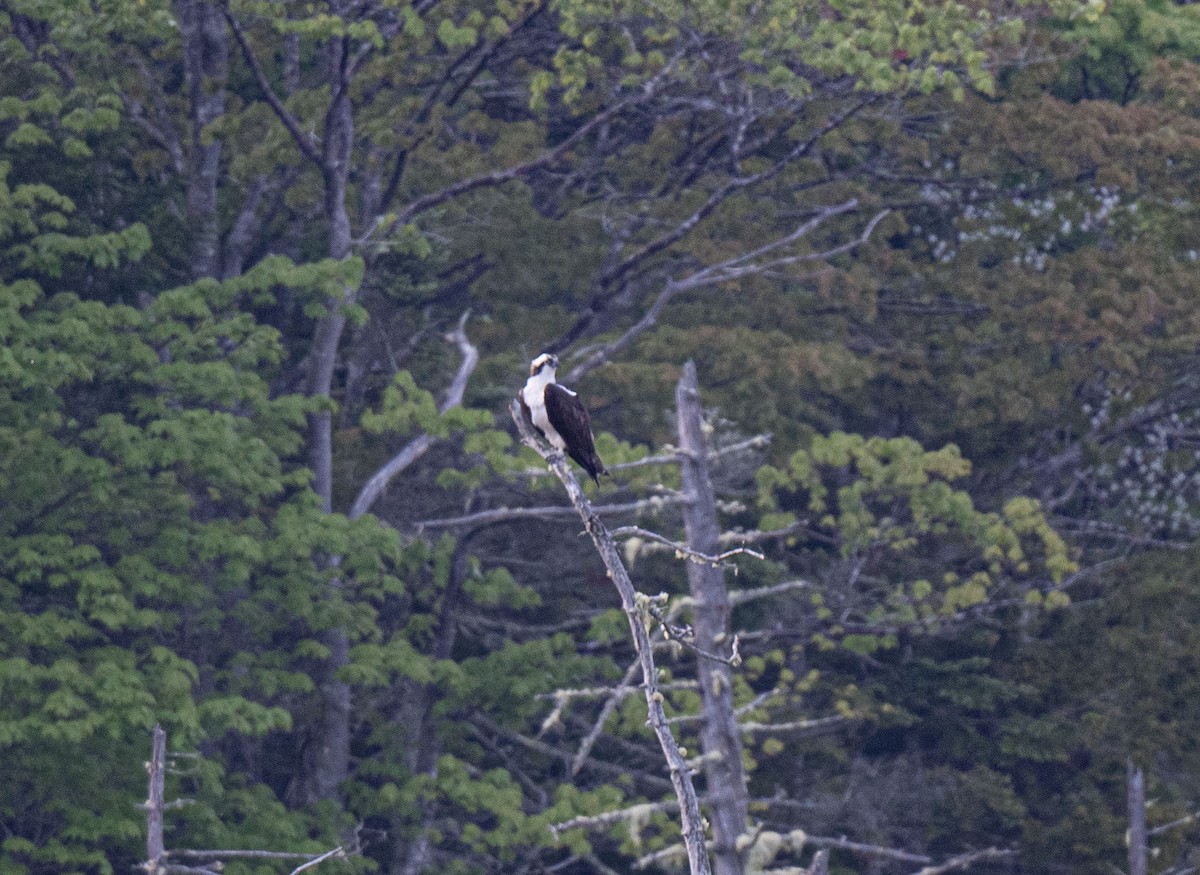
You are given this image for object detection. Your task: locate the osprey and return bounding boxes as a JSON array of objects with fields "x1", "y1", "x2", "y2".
[{"x1": 519, "y1": 353, "x2": 608, "y2": 484}]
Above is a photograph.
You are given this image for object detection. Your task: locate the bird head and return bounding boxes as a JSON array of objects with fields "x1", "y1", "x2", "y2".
[{"x1": 530, "y1": 353, "x2": 559, "y2": 376}]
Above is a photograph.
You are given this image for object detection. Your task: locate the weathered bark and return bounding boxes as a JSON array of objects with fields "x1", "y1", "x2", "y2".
[
  {"x1": 512, "y1": 400, "x2": 712, "y2": 875},
  {"x1": 1128, "y1": 758, "x2": 1147, "y2": 875},
  {"x1": 175, "y1": 0, "x2": 228, "y2": 279},
  {"x1": 146, "y1": 724, "x2": 166, "y2": 873},
  {"x1": 307, "y1": 32, "x2": 357, "y2": 510},
  {"x1": 675, "y1": 361, "x2": 749, "y2": 875}
]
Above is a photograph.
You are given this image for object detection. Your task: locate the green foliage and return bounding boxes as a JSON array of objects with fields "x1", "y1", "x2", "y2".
[{"x1": 756, "y1": 431, "x2": 1075, "y2": 632}]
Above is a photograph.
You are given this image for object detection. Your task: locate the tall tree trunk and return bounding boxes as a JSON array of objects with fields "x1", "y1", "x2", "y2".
[
  {"x1": 300, "y1": 32, "x2": 357, "y2": 807},
  {"x1": 175, "y1": 0, "x2": 227, "y2": 280},
  {"x1": 675, "y1": 361, "x2": 749, "y2": 875}
]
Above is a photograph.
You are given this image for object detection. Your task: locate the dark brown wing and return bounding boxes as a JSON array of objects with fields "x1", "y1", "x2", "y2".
[{"x1": 545, "y1": 383, "x2": 607, "y2": 484}]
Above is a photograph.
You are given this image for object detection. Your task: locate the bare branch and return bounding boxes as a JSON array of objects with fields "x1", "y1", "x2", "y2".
[
  {"x1": 536, "y1": 679, "x2": 699, "y2": 701},
  {"x1": 1150, "y1": 812, "x2": 1200, "y2": 836},
  {"x1": 739, "y1": 715, "x2": 849, "y2": 737},
  {"x1": 221, "y1": 2, "x2": 321, "y2": 165},
  {"x1": 289, "y1": 847, "x2": 346, "y2": 875},
  {"x1": 349, "y1": 312, "x2": 479, "y2": 519},
  {"x1": 635, "y1": 843, "x2": 691, "y2": 871},
  {"x1": 518, "y1": 434, "x2": 771, "y2": 477},
  {"x1": 804, "y1": 835, "x2": 930, "y2": 865},
  {"x1": 729, "y1": 580, "x2": 814, "y2": 606},
  {"x1": 417, "y1": 495, "x2": 684, "y2": 530},
  {"x1": 612, "y1": 525, "x2": 765, "y2": 566},
  {"x1": 566, "y1": 202, "x2": 887, "y2": 382},
  {"x1": 550, "y1": 800, "x2": 683, "y2": 838},
  {"x1": 169, "y1": 849, "x2": 338, "y2": 862},
  {"x1": 599, "y1": 95, "x2": 877, "y2": 293},
  {"x1": 383, "y1": 52, "x2": 685, "y2": 232},
  {"x1": 569, "y1": 659, "x2": 644, "y2": 774},
  {"x1": 909, "y1": 848, "x2": 1013, "y2": 875}
]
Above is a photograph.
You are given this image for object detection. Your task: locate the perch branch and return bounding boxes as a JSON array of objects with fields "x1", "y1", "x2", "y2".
[{"x1": 512, "y1": 400, "x2": 711, "y2": 875}]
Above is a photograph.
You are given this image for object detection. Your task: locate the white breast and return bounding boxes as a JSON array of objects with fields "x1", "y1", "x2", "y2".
[{"x1": 522, "y1": 375, "x2": 566, "y2": 450}]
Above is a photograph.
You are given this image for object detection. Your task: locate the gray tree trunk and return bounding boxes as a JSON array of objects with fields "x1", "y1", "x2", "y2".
[
  {"x1": 676, "y1": 361, "x2": 749, "y2": 875},
  {"x1": 1128, "y1": 758, "x2": 1147, "y2": 875},
  {"x1": 300, "y1": 29, "x2": 357, "y2": 807},
  {"x1": 174, "y1": 0, "x2": 227, "y2": 280}
]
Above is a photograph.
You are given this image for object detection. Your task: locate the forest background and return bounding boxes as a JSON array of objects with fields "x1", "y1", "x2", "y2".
[{"x1": 4, "y1": 0, "x2": 1200, "y2": 872}]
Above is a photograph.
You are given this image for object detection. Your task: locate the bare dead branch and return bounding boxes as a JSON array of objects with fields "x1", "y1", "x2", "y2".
[
  {"x1": 570, "y1": 659, "x2": 641, "y2": 775},
  {"x1": 566, "y1": 202, "x2": 886, "y2": 381},
  {"x1": 635, "y1": 843, "x2": 691, "y2": 871},
  {"x1": 739, "y1": 715, "x2": 849, "y2": 737},
  {"x1": 417, "y1": 494, "x2": 684, "y2": 530},
  {"x1": 550, "y1": 800, "x2": 683, "y2": 838},
  {"x1": 803, "y1": 835, "x2": 930, "y2": 864},
  {"x1": 519, "y1": 433, "x2": 771, "y2": 477},
  {"x1": 643, "y1": 600, "x2": 742, "y2": 668},
  {"x1": 288, "y1": 846, "x2": 346, "y2": 875},
  {"x1": 729, "y1": 580, "x2": 814, "y2": 606},
  {"x1": 536, "y1": 679, "x2": 699, "y2": 702},
  {"x1": 909, "y1": 848, "x2": 1013, "y2": 875},
  {"x1": 1150, "y1": 812, "x2": 1200, "y2": 836},
  {"x1": 612, "y1": 525, "x2": 765, "y2": 566},
  {"x1": 598, "y1": 94, "x2": 877, "y2": 294},
  {"x1": 168, "y1": 849, "x2": 339, "y2": 863},
  {"x1": 349, "y1": 311, "x2": 479, "y2": 519}
]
